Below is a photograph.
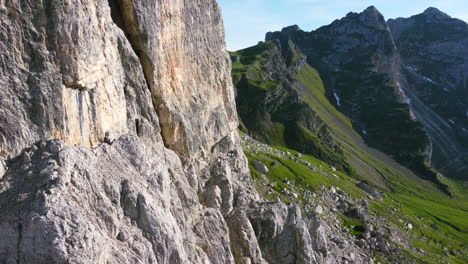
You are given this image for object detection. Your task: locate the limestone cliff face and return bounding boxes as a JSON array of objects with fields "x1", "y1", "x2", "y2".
[
  {"x1": 0, "y1": 0, "x2": 248, "y2": 263},
  {"x1": 0, "y1": 1, "x2": 340, "y2": 263},
  {"x1": 0, "y1": 0, "x2": 237, "y2": 160},
  {"x1": 109, "y1": 0, "x2": 239, "y2": 157},
  {"x1": 0, "y1": 0, "x2": 158, "y2": 156}
]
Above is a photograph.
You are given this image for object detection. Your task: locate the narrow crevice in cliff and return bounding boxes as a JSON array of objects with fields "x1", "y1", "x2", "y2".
[
  {"x1": 108, "y1": 0, "x2": 168, "y2": 145},
  {"x1": 108, "y1": 0, "x2": 154, "y2": 92},
  {"x1": 108, "y1": 0, "x2": 126, "y2": 31}
]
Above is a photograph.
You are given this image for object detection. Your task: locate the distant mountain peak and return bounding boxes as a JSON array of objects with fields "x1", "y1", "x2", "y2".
[
  {"x1": 344, "y1": 6, "x2": 384, "y2": 20},
  {"x1": 361, "y1": 5, "x2": 384, "y2": 17},
  {"x1": 281, "y1": 25, "x2": 301, "y2": 33},
  {"x1": 355, "y1": 5, "x2": 387, "y2": 29},
  {"x1": 422, "y1": 7, "x2": 451, "y2": 19},
  {"x1": 364, "y1": 5, "x2": 379, "y2": 13},
  {"x1": 424, "y1": 7, "x2": 444, "y2": 15}
]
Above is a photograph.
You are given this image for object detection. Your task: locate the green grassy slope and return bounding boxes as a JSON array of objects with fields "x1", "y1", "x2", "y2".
[
  {"x1": 231, "y1": 43, "x2": 355, "y2": 175},
  {"x1": 230, "y1": 41, "x2": 278, "y2": 92}
]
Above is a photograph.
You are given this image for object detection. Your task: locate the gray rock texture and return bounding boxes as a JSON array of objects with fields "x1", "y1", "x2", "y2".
[
  {"x1": 252, "y1": 160, "x2": 269, "y2": 174},
  {"x1": 0, "y1": 0, "x2": 253, "y2": 262},
  {"x1": 356, "y1": 181, "x2": 384, "y2": 200}
]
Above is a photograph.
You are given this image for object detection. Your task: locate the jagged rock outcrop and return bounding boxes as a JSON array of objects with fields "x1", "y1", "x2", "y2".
[
  {"x1": 0, "y1": 0, "x2": 350, "y2": 263},
  {"x1": 265, "y1": 6, "x2": 468, "y2": 179}
]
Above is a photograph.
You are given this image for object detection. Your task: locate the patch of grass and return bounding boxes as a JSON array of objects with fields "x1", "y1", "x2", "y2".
[
  {"x1": 295, "y1": 65, "x2": 355, "y2": 131},
  {"x1": 343, "y1": 218, "x2": 366, "y2": 236},
  {"x1": 231, "y1": 42, "x2": 280, "y2": 95},
  {"x1": 244, "y1": 146, "x2": 366, "y2": 199},
  {"x1": 285, "y1": 122, "x2": 355, "y2": 175},
  {"x1": 369, "y1": 190, "x2": 468, "y2": 264},
  {"x1": 288, "y1": 50, "x2": 305, "y2": 65}
]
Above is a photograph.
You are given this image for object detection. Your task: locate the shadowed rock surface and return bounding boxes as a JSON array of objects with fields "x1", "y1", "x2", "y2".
[
  {"x1": 264, "y1": 7, "x2": 468, "y2": 180},
  {"x1": 388, "y1": 8, "x2": 468, "y2": 178}
]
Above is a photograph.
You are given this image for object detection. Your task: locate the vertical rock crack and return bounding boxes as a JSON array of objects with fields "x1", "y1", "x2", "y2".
[
  {"x1": 108, "y1": 0, "x2": 154, "y2": 90},
  {"x1": 108, "y1": 0, "x2": 169, "y2": 146}
]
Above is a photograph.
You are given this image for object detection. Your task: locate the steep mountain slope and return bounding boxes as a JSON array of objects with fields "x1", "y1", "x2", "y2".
[
  {"x1": 263, "y1": 6, "x2": 468, "y2": 180},
  {"x1": 231, "y1": 37, "x2": 441, "y2": 192},
  {"x1": 388, "y1": 8, "x2": 468, "y2": 178},
  {"x1": 265, "y1": 7, "x2": 436, "y2": 180}
]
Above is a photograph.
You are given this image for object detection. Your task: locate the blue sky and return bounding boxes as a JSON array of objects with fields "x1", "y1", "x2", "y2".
[{"x1": 218, "y1": 0, "x2": 468, "y2": 51}]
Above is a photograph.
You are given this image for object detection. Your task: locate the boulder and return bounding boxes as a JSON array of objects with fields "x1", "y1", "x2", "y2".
[
  {"x1": 48, "y1": 140, "x2": 63, "y2": 154},
  {"x1": 356, "y1": 181, "x2": 384, "y2": 199},
  {"x1": 315, "y1": 205, "x2": 324, "y2": 215},
  {"x1": 346, "y1": 206, "x2": 368, "y2": 220},
  {"x1": 246, "y1": 203, "x2": 321, "y2": 264},
  {"x1": 252, "y1": 160, "x2": 269, "y2": 174}
]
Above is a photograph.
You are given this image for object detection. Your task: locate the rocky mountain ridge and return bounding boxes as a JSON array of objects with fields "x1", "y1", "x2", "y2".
[
  {"x1": 265, "y1": 6, "x2": 468, "y2": 180},
  {"x1": 232, "y1": 41, "x2": 353, "y2": 175}
]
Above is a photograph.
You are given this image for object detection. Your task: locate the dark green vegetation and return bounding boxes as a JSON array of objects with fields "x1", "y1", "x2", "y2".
[
  {"x1": 231, "y1": 41, "x2": 354, "y2": 176},
  {"x1": 233, "y1": 39, "x2": 468, "y2": 263},
  {"x1": 343, "y1": 218, "x2": 366, "y2": 237}
]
